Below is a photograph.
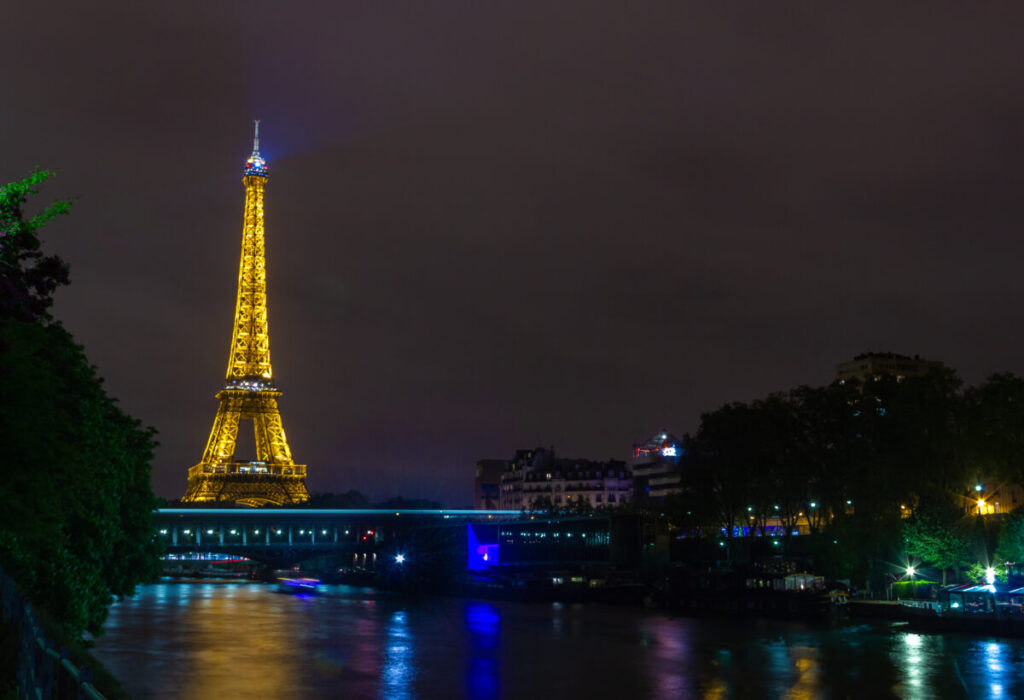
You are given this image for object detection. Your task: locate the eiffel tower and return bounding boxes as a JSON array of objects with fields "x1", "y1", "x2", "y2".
[{"x1": 183, "y1": 122, "x2": 310, "y2": 506}]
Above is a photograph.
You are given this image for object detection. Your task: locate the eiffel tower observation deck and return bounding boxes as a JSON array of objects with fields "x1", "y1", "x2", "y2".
[{"x1": 183, "y1": 122, "x2": 310, "y2": 507}]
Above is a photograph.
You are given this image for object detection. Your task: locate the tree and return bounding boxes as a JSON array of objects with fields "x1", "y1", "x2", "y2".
[
  {"x1": 0, "y1": 172, "x2": 160, "y2": 638},
  {"x1": 0, "y1": 170, "x2": 70, "y2": 323},
  {"x1": 995, "y1": 508, "x2": 1024, "y2": 566},
  {"x1": 902, "y1": 490, "x2": 969, "y2": 585}
]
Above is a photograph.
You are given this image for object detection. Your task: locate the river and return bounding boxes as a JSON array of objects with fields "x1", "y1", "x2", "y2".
[{"x1": 91, "y1": 582, "x2": 1022, "y2": 699}]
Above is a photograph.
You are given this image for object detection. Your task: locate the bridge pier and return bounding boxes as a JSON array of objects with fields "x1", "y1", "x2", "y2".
[
  {"x1": 172, "y1": 526, "x2": 178, "y2": 546},
  {"x1": 288, "y1": 526, "x2": 293, "y2": 545},
  {"x1": 219, "y1": 527, "x2": 224, "y2": 546},
  {"x1": 242, "y1": 528, "x2": 247, "y2": 545}
]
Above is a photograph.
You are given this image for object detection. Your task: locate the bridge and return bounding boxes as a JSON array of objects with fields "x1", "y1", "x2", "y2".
[{"x1": 154, "y1": 508, "x2": 521, "y2": 568}]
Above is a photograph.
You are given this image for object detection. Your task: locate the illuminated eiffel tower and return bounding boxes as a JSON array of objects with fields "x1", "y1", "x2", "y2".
[{"x1": 183, "y1": 122, "x2": 310, "y2": 506}]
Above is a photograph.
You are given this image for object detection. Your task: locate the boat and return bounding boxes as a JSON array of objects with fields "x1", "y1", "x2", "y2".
[{"x1": 276, "y1": 577, "x2": 321, "y2": 593}]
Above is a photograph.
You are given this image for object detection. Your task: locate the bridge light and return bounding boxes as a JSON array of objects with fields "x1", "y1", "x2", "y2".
[
  {"x1": 183, "y1": 529, "x2": 191, "y2": 534},
  {"x1": 299, "y1": 529, "x2": 305, "y2": 534},
  {"x1": 254, "y1": 529, "x2": 260, "y2": 535},
  {"x1": 395, "y1": 554, "x2": 406, "y2": 564},
  {"x1": 206, "y1": 530, "x2": 214, "y2": 535},
  {"x1": 277, "y1": 529, "x2": 283, "y2": 534},
  {"x1": 344, "y1": 530, "x2": 350, "y2": 535},
  {"x1": 230, "y1": 529, "x2": 237, "y2": 535},
  {"x1": 321, "y1": 529, "x2": 327, "y2": 535},
  {"x1": 159, "y1": 529, "x2": 168, "y2": 535}
]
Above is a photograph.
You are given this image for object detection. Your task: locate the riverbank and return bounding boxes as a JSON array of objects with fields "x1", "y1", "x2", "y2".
[{"x1": 850, "y1": 599, "x2": 1024, "y2": 639}]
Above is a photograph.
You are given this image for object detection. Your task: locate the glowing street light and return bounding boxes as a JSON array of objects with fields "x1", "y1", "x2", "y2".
[
  {"x1": 975, "y1": 483, "x2": 984, "y2": 492},
  {"x1": 906, "y1": 565, "x2": 916, "y2": 578},
  {"x1": 986, "y1": 567, "x2": 996, "y2": 585},
  {"x1": 394, "y1": 554, "x2": 406, "y2": 564}
]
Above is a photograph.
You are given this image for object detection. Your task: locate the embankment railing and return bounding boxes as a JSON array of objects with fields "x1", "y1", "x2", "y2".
[{"x1": 0, "y1": 567, "x2": 105, "y2": 699}]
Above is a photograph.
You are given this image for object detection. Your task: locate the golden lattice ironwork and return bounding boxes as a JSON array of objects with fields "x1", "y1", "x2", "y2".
[{"x1": 183, "y1": 122, "x2": 309, "y2": 506}]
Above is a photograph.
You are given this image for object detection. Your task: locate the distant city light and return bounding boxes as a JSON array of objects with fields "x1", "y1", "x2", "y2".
[{"x1": 809, "y1": 502, "x2": 817, "y2": 508}]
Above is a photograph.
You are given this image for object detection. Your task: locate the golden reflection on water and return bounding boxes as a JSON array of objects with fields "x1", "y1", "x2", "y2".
[
  {"x1": 94, "y1": 584, "x2": 1024, "y2": 699},
  {"x1": 182, "y1": 584, "x2": 300, "y2": 700},
  {"x1": 782, "y1": 650, "x2": 820, "y2": 700}
]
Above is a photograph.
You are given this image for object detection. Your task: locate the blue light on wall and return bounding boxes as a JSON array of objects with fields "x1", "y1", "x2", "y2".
[{"x1": 467, "y1": 524, "x2": 499, "y2": 571}]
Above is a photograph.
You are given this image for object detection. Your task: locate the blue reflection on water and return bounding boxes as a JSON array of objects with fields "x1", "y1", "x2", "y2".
[
  {"x1": 465, "y1": 602, "x2": 501, "y2": 699},
  {"x1": 984, "y1": 641, "x2": 1004, "y2": 697},
  {"x1": 382, "y1": 609, "x2": 415, "y2": 700}
]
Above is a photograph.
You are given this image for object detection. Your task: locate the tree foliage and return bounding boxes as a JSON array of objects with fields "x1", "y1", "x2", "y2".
[
  {"x1": 902, "y1": 490, "x2": 969, "y2": 585},
  {"x1": 995, "y1": 507, "x2": 1024, "y2": 566},
  {"x1": 0, "y1": 172, "x2": 160, "y2": 638},
  {"x1": 679, "y1": 367, "x2": 989, "y2": 588}
]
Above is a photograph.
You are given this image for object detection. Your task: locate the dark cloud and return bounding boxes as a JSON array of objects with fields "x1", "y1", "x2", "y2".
[{"x1": 4, "y1": 2, "x2": 1024, "y2": 503}]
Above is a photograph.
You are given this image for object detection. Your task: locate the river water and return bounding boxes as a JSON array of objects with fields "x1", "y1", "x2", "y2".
[{"x1": 92, "y1": 582, "x2": 1023, "y2": 699}]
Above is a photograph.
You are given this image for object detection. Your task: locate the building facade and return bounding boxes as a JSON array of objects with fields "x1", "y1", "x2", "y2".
[
  {"x1": 497, "y1": 447, "x2": 632, "y2": 511},
  {"x1": 836, "y1": 352, "x2": 943, "y2": 384},
  {"x1": 631, "y1": 431, "x2": 684, "y2": 503}
]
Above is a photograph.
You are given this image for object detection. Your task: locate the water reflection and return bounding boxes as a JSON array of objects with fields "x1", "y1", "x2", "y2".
[
  {"x1": 92, "y1": 585, "x2": 1024, "y2": 699},
  {"x1": 382, "y1": 610, "x2": 415, "y2": 700},
  {"x1": 464, "y1": 602, "x2": 500, "y2": 699},
  {"x1": 965, "y1": 638, "x2": 1016, "y2": 699},
  {"x1": 641, "y1": 616, "x2": 689, "y2": 696}
]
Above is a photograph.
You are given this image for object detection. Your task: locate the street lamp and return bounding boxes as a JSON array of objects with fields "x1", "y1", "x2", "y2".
[
  {"x1": 394, "y1": 554, "x2": 406, "y2": 564},
  {"x1": 906, "y1": 565, "x2": 915, "y2": 578}
]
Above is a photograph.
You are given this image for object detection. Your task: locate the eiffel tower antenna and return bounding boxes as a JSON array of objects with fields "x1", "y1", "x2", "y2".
[{"x1": 183, "y1": 123, "x2": 310, "y2": 506}]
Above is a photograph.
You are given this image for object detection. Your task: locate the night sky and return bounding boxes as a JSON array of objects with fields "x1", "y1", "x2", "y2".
[{"x1": 5, "y1": 3, "x2": 1024, "y2": 504}]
